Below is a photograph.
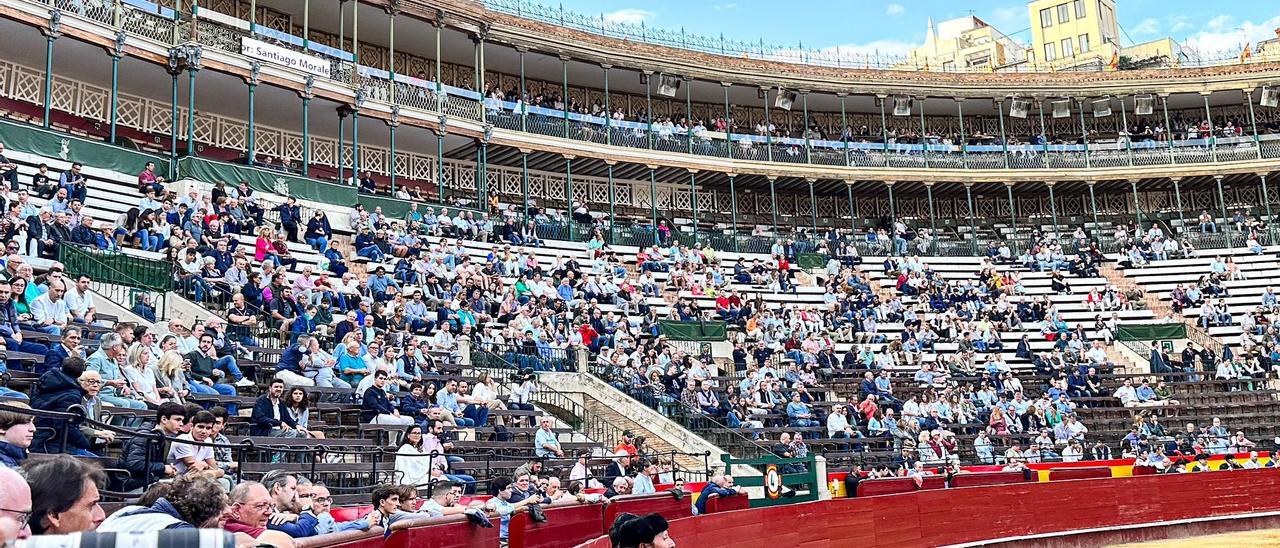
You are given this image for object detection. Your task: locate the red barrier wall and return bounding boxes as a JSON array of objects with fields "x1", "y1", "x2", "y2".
[
  {"x1": 384, "y1": 515, "x2": 501, "y2": 548},
  {"x1": 704, "y1": 493, "x2": 750, "y2": 513},
  {"x1": 948, "y1": 471, "x2": 1031, "y2": 488},
  {"x1": 1046, "y1": 466, "x2": 1113, "y2": 481},
  {"x1": 578, "y1": 469, "x2": 1280, "y2": 548},
  {"x1": 508, "y1": 501, "x2": 605, "y2": 548}
]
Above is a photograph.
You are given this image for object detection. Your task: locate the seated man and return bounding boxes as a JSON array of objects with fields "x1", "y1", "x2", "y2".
[
  {"x1": 305, "y1": 483, "x2": 371, "y2": 534},
  {"x1": 361, "y1": 371, "x2": 414, "y2": 426},
  {"x1": 223, "y1": 481, "x2": 298, "y2": 547},
  {"x1": 418, "y1": 480, "x2": 488, "y2": 519},
  {"x1": 167, "y1": 410, "x2": 230, "y2": 491},
  {"x1": 694, "y1": 475, "x2": 740, "y2": 515},
  {"x1": 261, "y1": 470, "x2": 317, "y2": 538},
  {"x1": 249, "y1": 379, "x2": 302, "y2": 437},
  {"x1": 486, "y1": 478, "x2": 543, "y2": 546},
  {"x1": 534, "y1": 416, "x2": 563, "y2": 458},
  {"x1": 122, "y1": 402, "x2": 185, "y2": 490},
  {"x1": 785, "y1": 393, "x2": 819, "y2": 428},
  {"x1": 30, "y1": 279, "x2": 71, "y2": 336}
]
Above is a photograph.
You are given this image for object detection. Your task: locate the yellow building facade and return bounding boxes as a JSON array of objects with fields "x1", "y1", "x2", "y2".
[
  {"x1": 1027, "y1": 0, "x2": 1120, "y2": 69},
  {"x1": 899, "y1": 16, "x2": 1026, "y2": 71}
]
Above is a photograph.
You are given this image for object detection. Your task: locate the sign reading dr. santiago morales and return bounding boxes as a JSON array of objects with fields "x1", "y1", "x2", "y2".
[{"x1": 240, "y1": 37, "x2": 331, "y2": 79}]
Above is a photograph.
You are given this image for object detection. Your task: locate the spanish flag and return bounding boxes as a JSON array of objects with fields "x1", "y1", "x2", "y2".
[
  {"x1": 1240, "y1": 42, "x2": 1253, "y2": 63},
  {"x1": 1108, "y1": 50, "x2": 1119, "y2": 71}
]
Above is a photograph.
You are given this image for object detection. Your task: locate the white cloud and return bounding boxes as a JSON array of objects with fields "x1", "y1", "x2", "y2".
[
  {"x1": 1132, "y1": 18, "x2": 1160, "y2": 36},
  {"x1": 1206, "y1": 15, "x2": 1233, "y2": 32},
  {"x1": 711, "y1": 3, "x2": 737, "y2": 10},
  {"x1": 602, "y1": 8, "x2": 654, "y2": 26},
  {"x1": 1168, "y1": 15, "x2": 1192, "y2": 34},
  {"x1": 886, "y1": 4, "x2": 905, "y2": 17},
  {"x1": 1181, "y1": 15, "x2": 1280, "y2": 56}
]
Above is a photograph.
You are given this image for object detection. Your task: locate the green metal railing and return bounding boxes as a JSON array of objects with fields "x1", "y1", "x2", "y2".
[{"x1": 59, "y1": 244, "x2": 172, "y2": 291}]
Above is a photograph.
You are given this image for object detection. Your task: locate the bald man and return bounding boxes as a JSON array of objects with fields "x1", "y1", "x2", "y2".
[{"x1": 0, "y1": 466, "x2": 31, "y2": 540}]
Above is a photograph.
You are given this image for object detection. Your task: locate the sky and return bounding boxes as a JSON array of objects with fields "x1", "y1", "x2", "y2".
[{"x1": 546, "y1": 1, "x2": 1280, "y2": 59}]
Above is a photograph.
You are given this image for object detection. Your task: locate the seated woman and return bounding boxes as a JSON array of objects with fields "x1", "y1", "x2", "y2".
[
  {"x1": 395, "y1": 423, "x2": 475, "y2": 493},
  {"x1": 283, "y1": 386, "x2": 325, "y2": 439}
]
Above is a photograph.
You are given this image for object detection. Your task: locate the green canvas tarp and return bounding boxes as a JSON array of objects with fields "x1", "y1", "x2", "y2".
[
  {"x1": 179, "y1": 157, "x2": 485, "y2": 222},
  {"x1": 797, "y1": 253, "x2": 828, "y2": 270},
  {"x1": 1116, "y1": 323, "x2": 1187, "y2": 341},
  {"x1": 659, "y1": 320, "x2": 728, "y2": 341},
  {"x1": 178, "y1": 156, "x2": 355, "y2": 205},
  {"x1": 0, "y1": 117, "x2": 168, "y2": 175}
]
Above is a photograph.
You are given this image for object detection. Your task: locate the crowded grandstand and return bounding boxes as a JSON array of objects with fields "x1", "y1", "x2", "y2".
[{"x1": 1, "y1": 0, "x2": 1280, "y2": 547}]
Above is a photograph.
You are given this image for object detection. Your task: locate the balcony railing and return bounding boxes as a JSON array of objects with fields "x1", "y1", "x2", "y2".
[
  {"x1": 77, "y1": 0, "x2": 1279, "y2": 175},
  {"x1": 485, "y1": 0, "x2": 1266, "y2": 72}
]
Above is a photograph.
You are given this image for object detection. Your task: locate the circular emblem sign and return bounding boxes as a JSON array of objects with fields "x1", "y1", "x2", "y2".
[{"x1": 765, "y1": 463, "x2": 782, "y2": 499}]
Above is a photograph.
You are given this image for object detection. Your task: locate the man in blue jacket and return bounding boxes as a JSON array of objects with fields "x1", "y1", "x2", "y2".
[
  {"x1": 694, "y1": 475, "x2": 740, "y2": 515},
  {"x1": 262, "y1": 470, "x2": 318, "y2": 538},
  {"x1": 40, "y1": 325, "x2": 83, "y2": 376},
  {"x1": 275, "y1": 197, "x2": 301, "y2": 242}
]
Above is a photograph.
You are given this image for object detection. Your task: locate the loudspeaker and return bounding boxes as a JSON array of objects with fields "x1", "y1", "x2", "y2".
[
  {"x1": 1092, "y1": 97, "x2": 1112, "y2": 118},
  {"x1": 656, "y1": 74, "x2": 680, "y2": 97},
  {"x1": 1009, "y1": 97, "x2": 1031, "y2": 119},
  {"x1": 774, "y1": 89, "x2": 797, "y2": 111},
  {"x1": 1262, "y1": 86, "x2": 1280, "y2": 108},
  {"x1": 893, "y1": 96, "x2": 913, "y2": 116},
  {"x1": 1051, "y1": 99, "x2": 1071, "y2": 118},
  {"x1": 639, "y1": 72, "x2": 650, "y2": 85},
  {"x1": 1135, "y1": 95, "x2": 1154, "y2": 116}
]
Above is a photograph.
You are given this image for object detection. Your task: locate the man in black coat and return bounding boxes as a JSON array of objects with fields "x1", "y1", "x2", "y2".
[
  {"x1": 121, "y1": 402, "x2": 185, "y2": 490},
  {"x1": 602, "y1": 452, "x2": 631, "y2": 489},
  {"x1": 29, "y1": 356, "x2": 91, "y2": 455},
  {"x1": 26, "y1": 209, "x2": 57, "y2": 259},
  {"x1": 276, "y1": 197, "x2": 301, "y2": 242},
  {"x1": 249, "y1": 378, "x2": 298, "y2": 437}
]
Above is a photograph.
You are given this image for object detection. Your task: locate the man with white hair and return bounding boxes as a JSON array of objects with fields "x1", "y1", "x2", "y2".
[
  {"x1": 86, "y1": 333, "x2": 147, "y2": 410},
  {"x1": 604, "y1": 476, "x2": 632, "y2": 499},
  {"x1": 603, "y1": 451, "x2": 631, "y2": 488}
]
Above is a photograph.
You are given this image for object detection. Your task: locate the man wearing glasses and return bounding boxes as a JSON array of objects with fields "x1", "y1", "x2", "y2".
[
  {"x1": 224, "y1": 481, "x2": 295, "y2": 547},
  {"x1": 305, "y1": 484, "x2": 370, "y2": 534},
  {"x1": 0, "y1": 466, "x2": 31, "y2": 540}
]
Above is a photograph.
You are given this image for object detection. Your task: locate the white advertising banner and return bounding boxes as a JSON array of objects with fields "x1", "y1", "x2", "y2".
[{"x1": 240, "y1": 37, "x2": 331, "y2": 79}]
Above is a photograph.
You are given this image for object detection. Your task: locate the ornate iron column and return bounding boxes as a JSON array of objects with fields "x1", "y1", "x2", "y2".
[
  {"x1": 107, "y1": 31, "x2": 125, "y2": 144},
  {"x1": 41, "y1": 10, "x2": 61, "y2": 129}
]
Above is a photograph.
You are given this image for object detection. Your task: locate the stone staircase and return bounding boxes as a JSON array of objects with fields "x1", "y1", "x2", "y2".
[
  {"x1": 1099, "y1": 263, "x2": 1170, "y2": 317},
  {"x1": 580, "y1": 394, "x2": 708, "y2": 473},
  {"x1": 1104, "y1": 344, "x2": 1140, "y2": 374}
]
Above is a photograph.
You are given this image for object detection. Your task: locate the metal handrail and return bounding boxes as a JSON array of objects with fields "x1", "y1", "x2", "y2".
[{"x1": 471, "y1": 346, "x2": 714, "y2": 480}]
